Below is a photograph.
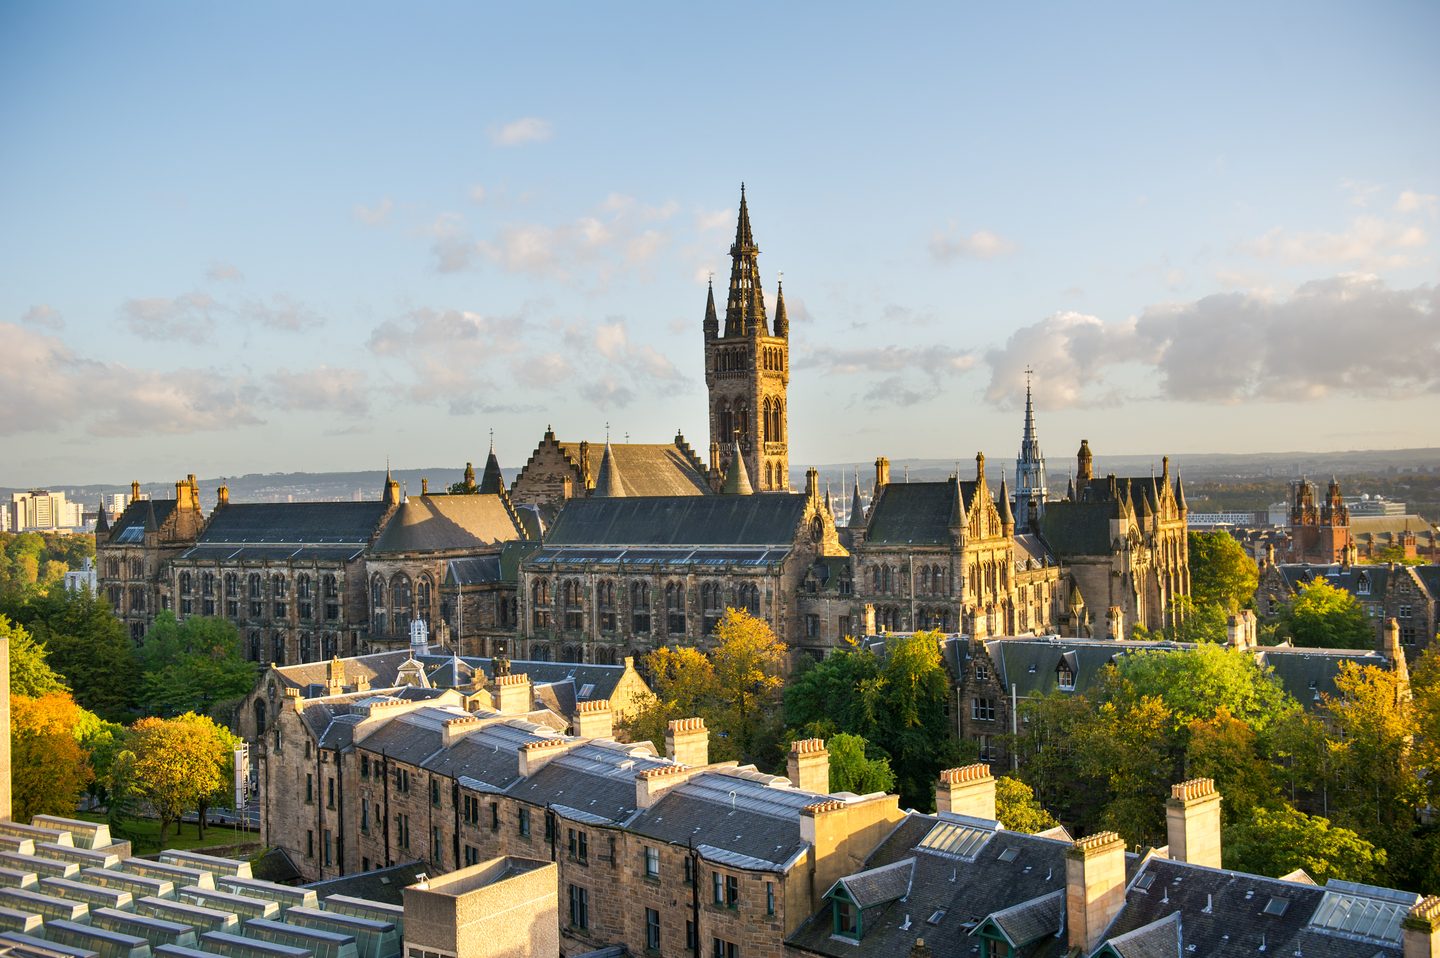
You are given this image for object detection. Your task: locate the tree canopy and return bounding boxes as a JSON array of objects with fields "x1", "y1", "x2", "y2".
[
  {"x1": 10, "y1": 692, "x2": 93, "y2": 821},
  {"x1": 995, "y1": 776, "x2": 1059, "y2": 834},
  {"x1": 1110, "y1": 642, "x2": 1297, "y2": 732},
  {"x1": 784, "y1": 631, "x2": 967, "y2": 809},
  {"x1": 135, "y1": 612, "x2": 258, "y2": 717},
  {"x1": 1273, "y1": 579, "x2": 1373, "y2": 649},
  {"x1": 2, "y1": 588, "x2": 137, "y2": 720},
  {"x1": 825, "y1": 733, "x2": 896, "y2": 795},
  {"x1": 1188, "y1": 530, "x2": 1259, "y2": 612},
  {"x1": 118, "y1": 712, "x2": 236, "y2": 845},
  {"x1": 1225, "y1": 805, "x2": 1385, "y2": 883},
  {"x1": 3, "y1": 615, "x2": 70, "y2": 697}
]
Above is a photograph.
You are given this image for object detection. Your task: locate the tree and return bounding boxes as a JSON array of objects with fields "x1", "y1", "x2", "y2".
[
  {"x1": 135, "y1": 612, "x2": 258, "y2": 717},
  {"x1": 1323, "y1": 661, "x2": 1417, "y2": 832},
  {"x1": 1273, "y1": 579, "x2": 1373, "y2": 649},
  {"x1": 1072, "y1": 695, "x2": 1177, "y2": 846},
  {"x1": 708, "y1": 609, "x2": 787, "y2": 765},
  {"x1": 1111, "y1": 642, "x2": 1297, "y2": 732},
  {"x1": 1225, "y1": 805, "x2": 1385, "y2": 882},
  {"x1": 1188, "y1": 530, "x2": 1259, "y2": 611},
  {"x1": 119, "y1": 713, "x2": 233, "y2": 845},
  {"x1": 825, "y1": 733, "x2": 896, "y2": 795},
  {"x1": 784, "y1": 643, "x2": 883, "y2": 739},
  {"x1": 3, "y1": 589, "x2": 137, "y2": 719},
  {"x1": 1184, "y1": 708, "x2": 1279, "y2": 822},
  {"x1": 10, "y1": 692, "x2": 92, "y2": 820},
  {"x1": 995, "y1": 776, "x2": 1059, "y2": 833},
  {"x1": 1412, "y1": 647, "x2": 1440, "y2": 811},
  {"x1": 3, "y1": 615, "x2": 70, "y2": 696},
  {"x1": 620, "y1": 610, "x2": 786, "y2": 767},
  {"x1": 872, "y1": 632, "x2": 970, "y2": 809}
]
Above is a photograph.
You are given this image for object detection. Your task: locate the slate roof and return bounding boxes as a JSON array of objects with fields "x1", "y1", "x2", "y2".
[
  {"x1": 1269, "y1": 563, "x2": 1395, "y2": 602},
  {"x1": 445, "y1": 556, "x2": 501, "y2": 587},
  {"x1": 303, "y1": 861, "x2": 431, "y2": 907},
  {"x1": 107, "y1": 499, "x2": 178, "y2": 544},
  {"x1": 1350, "y1": 515, "x2": 1437, "y2": 536},
  {"x1": 1100, "y1": 911, "x2": 1181, "y2": 958},
  {"x1": 272, "y1": 651, "x2": 413, "y2": 692},
  {"x1": 509, "y1": 742, "x2": 668, "y2": 824},
  {"x1": 556, "y1": 442, "x2": 711, "y2": 498},
  {"x1": 197, "y1": 502, "x2": 388, "y2": 544},
  {"x1": 829, "y1": 859, "x2": 914, "y2": 909},
  {"x1": 1257, "y1": 646, "x2": 1389, "y2": 705},
  {"x1": 864, "y1": 480, "x2": 976, "y2": 546},
  {"x1": 985, "y1": 889, "x2": 1065, "y2": 949},
  {"x1": 371, "y1": 495, "x2": 524, "y2": 554},
  {"x1": 787, "y1": 813, "x2": 1095, "y2": 958},
  {"x1": 544, "y1": 495, "x2": 809, "y2": 547},
  {"x1": 627, "y1": 769, "x2": 831, "y2": 872},
  {"x1": 1103, "y1": 857, "x2": 1410, "y2": 958},
  {"x1": 420, "y1": 724, "x2": 543, "y2": 789},
  {"x1": 270, "y1": 652, "x2": 636, "y2": 704},
  {"x1": 1039, "y1": 500, "x2": 1117, "y2": 556}
]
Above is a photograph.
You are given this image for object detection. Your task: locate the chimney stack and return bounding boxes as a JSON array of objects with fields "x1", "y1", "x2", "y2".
[
  {"x1": 1405, "y1": 897, "x2": 1440, "y2": 958},
  {"x1": 1166, "y1": 778, "x2": 1221, "y2": 868},
  {"x1": 875, "y1": 457, "x2": 890, "y2": 490},
  {"x1": 635, "y1": 764, "x2": 692, "y2": 810},
  {"x1": 517, "y1": 737, "x2": 569, "y2": 777},
  {"x1": 1066, "y1": 832, "x2": 1127, "y2": 954},
  {"x1": 863, "y1": 603, "x2": 877, "y2": 636},
  {"x1": 493, "y1": 672, "x2": 532, "y2": 715},
  {"x1": 666, "y1": 718, "x2": 709, "y2": 766},
  {"x1": 574, "y1": 700, "x2": 613, "y2": 740},
  {"x1": 787, "y1": 738, "x2": 830, "y2": 794},
  {"x1": 935, "y1": 764, "x2": 996, "y2": 820},
  {"x1": 805, "y1": 467, "x2": 819, "y2": 499},
  {"x1": 217, "y1": 484, "x2": 229, "y2": 507}
]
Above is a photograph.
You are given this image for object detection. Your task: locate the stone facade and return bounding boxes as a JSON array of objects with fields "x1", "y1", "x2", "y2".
[{"x1": 96, "y1": 477, "x2": 206, "y2": 641}]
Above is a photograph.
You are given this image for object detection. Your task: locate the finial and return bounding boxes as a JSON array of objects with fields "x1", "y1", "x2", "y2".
[
  {"x1": 605, "y1": 421, "x2": 610, "y2": 442},
  {"x1": 777, "y1": 270, "x2": 784, "y2": 287},
  {"x1": 740, "y1": 181, "x2": 746, "y2": 196},
  {"x1": 708, "y1": 271, "x2": 714, "y2": 286},
  {"x1": 489, "y1": 427, "x2": 494, "y2": 452}
]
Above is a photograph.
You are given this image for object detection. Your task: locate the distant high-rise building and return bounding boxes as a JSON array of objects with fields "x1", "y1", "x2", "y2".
[{"x1": 8, "y1": 489, "x2": 84, "y2": 532}]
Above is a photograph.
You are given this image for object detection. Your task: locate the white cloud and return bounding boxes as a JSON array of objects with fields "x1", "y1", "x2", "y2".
[
  {"x1": 206, "y1": 262, "x2": 243, "y2": 282},
  {"x1": 468, "y1": 184, "x2": 487, "y2": 204},
  {"x1": 0, "y1": 323, "x2": 260, "y2": 437},
  {"x1": 367, "y1": 307, "x2": 527, "y2": 413},
  {"x1": 240, "y1": 295, "x2": 325, "y2": 332},
  {"x1": 20, "y1": 304, "x2": 63, "y2": 330},
  {"x1": 264, "y1": 367, "x2": 369, "y2": 414},
  {"x1": 122, "y1": 292, "x2": 221, "y2": 344},
  {"x1": 695, "y1": 209, "x2": 732, "y2": 232},
  {"x1": 355, "y1": 198, "x2": 394, "y2": 226},
  {"x1": 798, "y1": 343, "x2": 978, "y2": 405},
  {"x1": 1241, "y1": 216, "x2": 1428, "y2": 269},
  {"x1": 1396, "y1": 190, "x2": 1439, "y2": 217},
  {"x1": 984, "y1": 275, "x2": 1440, "y2": 407},
  {"x1": 490, "y1": 118, "x2": 553, "y2": 147},
  {"x1": 929, "y1": 227, "x2": 1017, "y2": 261}
]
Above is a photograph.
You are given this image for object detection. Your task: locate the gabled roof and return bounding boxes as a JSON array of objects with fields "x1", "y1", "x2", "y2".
[
  {"x1": 1039, "y1": 500, "x2": 1118, "y2": 556},
  {"x1": 1097, "y1": 911, "x2": 1181, "y2": 958},
  {"x1": 827, "y1": 859, "x2": 914, "y2": 909},
  {"x1": 865, "y1": 480, "x2": 976, "y2": 546},
  {"x1": 371, "y1": 495, "x2": 523, "y2": 554},
  {"x1": 106, "y1": 498, "x2": 178, "y2": 545},
  {"x1": 977, "y1": 889, "x2": 1064, "y2": 950},
  {"x1": 544, "y1": 494, "x2": 809, "y2": 547}
]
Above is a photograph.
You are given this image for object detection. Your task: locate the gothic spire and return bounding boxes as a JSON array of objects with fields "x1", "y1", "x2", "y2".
[
  {"x1": 721, "y1": 440, "x2": 754, "y2": 495},
  {"x1": 95, "y1": 499, "x2": 110, "y2": 537},
  {"x1": 1174, "y1": 471, "x2": 1188, "y2": 515},
  {"x1": 998, "y1": 476, "x2": 1015, "y2": 532},
  {"x1": 773, "y1": 278, "x2": 789, "y2": 339},
  {"x1": 1014, "y1": 367, "x2": 1048, "y2": 526},
  {"x1": 478, "y1": 446, "x2": 505, "y2": 495},
  {"x1": 593, "y1": 441, "x2": 625, "y2": 498},
  {"x1": 723, "y1": 184, "x2": 768, "y2": 338},
  {"x1": 702, "y1": 276, "x2": 718, "y2": 340},
  {"x1": 848, "y1": 477, "x2": 866, "y2": 529}
]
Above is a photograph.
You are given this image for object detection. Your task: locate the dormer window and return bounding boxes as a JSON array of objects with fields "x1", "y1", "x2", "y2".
[
  {"x1": 1356, "y1": 573, "x2": 1370, "y2": 596},
  {"x1": 831, "y1": 891, "x2": 861, "y2": 941},
  {"x1": 1057, "y1": 664, "x2": 1075, "y2": 691}
]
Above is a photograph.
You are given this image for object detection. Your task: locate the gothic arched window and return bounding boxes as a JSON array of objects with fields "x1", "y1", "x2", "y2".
[
  {"x1": 665, "y1": 582, "x2": 686, "y2": 635},
  {"x1": 701, "y1": 581, "x2": 724, "y2": 635},
  {"x1": 738, "y1": 582, "x2": 760, "y2": 615},
  {"x1": 531, "y1": 578, "x2": 552, "y2": 629},
  {"x1": 597, "y1": 580, "x2": 617, "y2": 632},
  {"x1": 391, "y1": 574, "x2": 412, "y2": 624},
  {"x1": 631, "y1": 581, "x2": 651, "y2": 634},
  {"x1": 416, "y1": 576, "x2": 433, "y2": 627},
  {"x1": 562, "y1": 579, "x2": 583, "y2": 631},
  {"x1": 179, "y1": 571, "x2": 192, "y2": 595}
]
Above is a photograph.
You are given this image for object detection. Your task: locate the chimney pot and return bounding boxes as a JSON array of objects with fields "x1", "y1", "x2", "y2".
[
  {"x1": 665, "y1": 717, "x2": 709, "y2": 766},
  {"x1": 1066, "y1": 832, "x2": 1127, "y2": 953},
  {"x1": 935, "y1": 763, "x2": 996, "y2": 819},
  {"x1": 787, "y1": 738, "x2": 830, "y2": 793},
  {"x1": 1167, "y1": 777, "x2": 1222, "y2": 868}
]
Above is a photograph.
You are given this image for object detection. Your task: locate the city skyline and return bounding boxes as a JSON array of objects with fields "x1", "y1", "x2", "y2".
[{"x1": 3, "y1": 2, "x2": 1439, "y2": 487}]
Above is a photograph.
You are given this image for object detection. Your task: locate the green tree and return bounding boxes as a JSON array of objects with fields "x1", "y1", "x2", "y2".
[
  {"x1": 1012, "y1": 691, "x2": 1097, "y2": 829},
  {"x1": 3, "y1": 615, "x2": 70, "y2": 696},
  {"x1": 708, "y1": 609, "x2": 787, "y2": 766},
  {"x1": 1184, "y1": 708, "x2": 1279, "y2": 822},
  {"x1": 1412, "y1": 647, "x2": 1440, "y2": 811},
  {"x1": 1188, "y1": 530, "x2": 1259, "y2": 611},
  {"x1": 1225, "y1": 805, "x2": 1385, "y2": 882},
  {"x1": 1323, "y1": 661, "x2": 1417, "y2": 832},
  {"x1": 995, "y1": 775, "x2": 1059, "y2": 833},
  {"x1": 10, "y1": 692, "x2": 93, "y2": 821},
  {"x1": 825, "y1": 733, "x2": 896, "y2": 795},
  {"x1": 135, "y1": 612, "x2": 258, "y2": 717},
  {"x1": 1073, "y1": 695, "x2": 1177, "y2": 846},
  {"x1": 1111, "y1": 642, "x2": 1297, "y2": 732},
  {"x1": 784, "y1": 643, "x2": 883, "y2": 739},
  {"x1": 1273, "y1": 579, "x2": 1373, "y2": 649},
  {"x1": 2, "y1": 589, "x2": 137, "y2": 720},
  {"x1": 118, "y1": 712, "x2": 232, "y2": 845}
]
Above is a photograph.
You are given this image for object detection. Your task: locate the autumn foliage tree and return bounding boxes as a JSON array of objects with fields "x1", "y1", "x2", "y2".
[
  {"x1": 118, "y1": 712, "x2": 236, "y2": 845},
  {"x1": 10, "y1": 692, "x2": 92, "y2": 820}
]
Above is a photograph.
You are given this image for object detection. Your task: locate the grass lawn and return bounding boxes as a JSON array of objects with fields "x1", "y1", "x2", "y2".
[{"x1": 75, "y1": 811, "x2": 260, "y2": 856}]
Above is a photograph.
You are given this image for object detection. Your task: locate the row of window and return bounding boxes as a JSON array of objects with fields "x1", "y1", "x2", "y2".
[
  {"x1": 530, "y1": 578, "x2": 761, "y2": 634},
  {"x1": 247, "y1": 630, "x2": 343, "y2": 665}
]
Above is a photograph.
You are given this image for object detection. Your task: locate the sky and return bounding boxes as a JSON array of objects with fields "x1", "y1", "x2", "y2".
[{"x1": 3, "y1": 2, "x2": 1438, "y2": 487}]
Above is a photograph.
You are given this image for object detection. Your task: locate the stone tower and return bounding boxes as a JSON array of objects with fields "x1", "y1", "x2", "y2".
[
  {"x1": 704, "y1": 185, "x2": 789, "y2": 491},
  {"x1": 1014, "y1": 369, "x2": 1048, "y2": 528}
]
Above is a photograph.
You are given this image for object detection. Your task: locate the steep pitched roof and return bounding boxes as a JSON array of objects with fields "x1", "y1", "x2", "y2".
[
  {"x1": 555, "y1": 442, "x2": 710, "y2": 497},
  {"x1": 865, "y1": 480, "x2": 977, "y2": 545},
  {"x1": 371, "y1": 495, "x2": 523, "y2": 554},
  {"x1": 1039, "y1": 500, "x2": 1118, "y2": 556},
  {"x1": 107, "y1": 498, "x2": 177, "y2": 545},
  {"x1": 544, "y1": 495, "x2": 809, "y2": 547}
]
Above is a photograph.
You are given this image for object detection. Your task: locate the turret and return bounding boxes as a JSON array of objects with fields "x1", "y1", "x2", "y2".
[
  {"x1": 1077, "y1": 439, "x2": 1093, "y2": 484},
  {"x1": 95, "y1": 500, "x2": 110, "y2": 537},
  {"x1": 382, "y1": 465, "x2": 401, "y2": 507},
  {"x1": 702, "y1": 277, "x2": 718, "y2": 341},
  {"x1": 593, "y1": 441, "x2": 625, "y2": 498},
  {"x1": 997, "y1": 476, "x2": 1015, "y2": 537},
  {"x1": 773, "y1": 279, "x2": 789, "y2": 339},
  {"x1": 721, "y1": 441, "x2": 753, "y2": 495}
]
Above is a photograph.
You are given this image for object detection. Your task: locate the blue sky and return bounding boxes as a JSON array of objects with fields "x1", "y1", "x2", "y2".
[{"x1": 3, "y1": 2, "x2": 1438, "y2": 487}]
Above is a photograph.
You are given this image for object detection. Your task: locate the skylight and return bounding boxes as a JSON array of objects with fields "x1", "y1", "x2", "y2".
[{"x1": 1263, "y1": 897, "x2": 1289, "y2": 916}]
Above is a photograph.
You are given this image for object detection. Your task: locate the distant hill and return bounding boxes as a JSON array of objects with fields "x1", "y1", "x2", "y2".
[{"x1": 7, "y1": 448, "x2": 1438, "y2": 508}]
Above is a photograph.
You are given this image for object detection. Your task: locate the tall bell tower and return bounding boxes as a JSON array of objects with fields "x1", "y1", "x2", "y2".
[{"x1": 704, "y1": 185, "x2": 790, "y2": 491}]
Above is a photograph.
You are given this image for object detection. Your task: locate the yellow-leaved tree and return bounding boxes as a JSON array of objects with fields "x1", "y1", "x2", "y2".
[
  {"x1": 10, "y1": 692, "x2": 92, "y2": 820},
  {"x1": 117, "y1": 712, "x2": 236, "y2": 845}
]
